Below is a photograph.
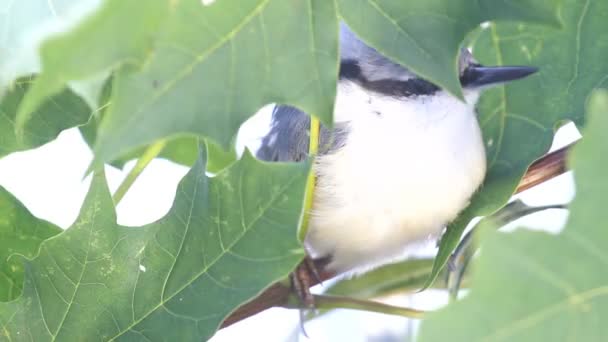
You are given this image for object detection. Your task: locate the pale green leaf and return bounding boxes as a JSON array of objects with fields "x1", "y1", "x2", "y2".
[
  {"x1": 0, "y1": 144, "x2": 310, "y2": 341},
  {"x1": 14, "y1": 0, "x2": 169, "y2": 128},
  {"x1": 0, "y1": 0, "x2": 103, "y2": 96},
  {"x1": 418, "y1": 89, "x2": 608, "y2": 342},
  {"x1": 93, "y1": 0, "x2": 338, "y2": 164},
  {"x1": 0, "y1": 186, "x2": 61, "y2": 302},
  {"x1": 17, "y1": 0, "x2": 338, "y2": 167},
  {"x1": 426, "y1": 0, "x2": 607, "y2": 287}
]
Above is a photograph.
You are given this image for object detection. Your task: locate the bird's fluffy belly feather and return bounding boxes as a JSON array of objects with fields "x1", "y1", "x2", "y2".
[{"x1": 305, "y1": 82, "x2": 487, "y2": 273}]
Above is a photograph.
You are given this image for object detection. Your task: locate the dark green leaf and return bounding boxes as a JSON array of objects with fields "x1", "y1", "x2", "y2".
[
  {"x1": 0, "y1": 186, "x2": 62, "y2": 302},
  {"x1": 0, "y1": 144, "x2": 310, "y2": 341},
  {"x1": 337, "y1": 0, "x2": 561, "y2": 99},
  {"x1": 0, "y1": 77, "x2": 91, "y2": 158},
  {"x1": 419, "y1": 90, "x2": 608, "y2": 341},
  {"x1": 426, "y1": 0, "x2": 606, "y2": 288}
]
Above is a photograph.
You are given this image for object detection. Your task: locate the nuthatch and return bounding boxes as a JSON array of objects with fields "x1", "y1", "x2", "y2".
[{"x1": 256, "y1": 24, "x2": 537, "y2": 275}]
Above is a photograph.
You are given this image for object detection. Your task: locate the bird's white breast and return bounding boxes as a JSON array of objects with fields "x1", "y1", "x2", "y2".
[{"x1": 305, "y1": 81, "x2": 487, "y2": 273}]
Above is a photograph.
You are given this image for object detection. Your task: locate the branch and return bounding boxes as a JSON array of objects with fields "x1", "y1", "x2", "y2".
[
  {"x1": 113, "y1": 140, "x2": 167, "y2": 204},
  {"x1": 515, "y1": 143, "x2": 572, "y2": 193},
  {"x1": 220, "y1": 142, "x2": 574, "y2": 329}
]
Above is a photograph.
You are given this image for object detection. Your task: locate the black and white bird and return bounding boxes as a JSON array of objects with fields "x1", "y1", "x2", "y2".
[{"x1": 254, "y1": 24, "x2": 537, "y2": 275}]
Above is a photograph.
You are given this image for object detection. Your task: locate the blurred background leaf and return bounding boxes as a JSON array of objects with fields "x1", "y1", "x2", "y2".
[
  {"x1": 0, "y1": 0, "x2": 103, "y2": 101},
  {"x1": 418, "y1": 89, "x2": 608, "y2": 341},
  {"x1": 426, "y1": 0, "x2": 607, "y2": 287}
]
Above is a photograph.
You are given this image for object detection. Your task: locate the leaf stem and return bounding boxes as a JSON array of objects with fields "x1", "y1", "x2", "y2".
[
  {"x1": 447, "y1": 201, "x2": 568, "y2": 300},
  {"x1": 298, "y1": 116, "x2": 321, "y2": 241},
  {"x1": 310, "y1": 294, "x2": 426, "y2": 319},
  {"x1": 112, "y1": 140, "x2": 167, "y2": 204}
]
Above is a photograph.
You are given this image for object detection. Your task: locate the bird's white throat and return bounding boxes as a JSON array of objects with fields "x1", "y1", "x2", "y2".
[{"x1": 305, "y1": 81, "x2": 487, "y2": 274}]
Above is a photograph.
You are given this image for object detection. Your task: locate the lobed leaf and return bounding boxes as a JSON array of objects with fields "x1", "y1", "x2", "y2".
[
  {"x1": 418, "y1": 90, "x2": 608, "y2": 341},
  {"x1": 0, "y1": 143, "x2": 310, "y2": 341},
  {"x1": 337, "y1": 0, "x2": 561, "y2": 99},
  {"x1": 426, "y1": 0, "x2": 608, "y2": 287},
  {"x1": 92, "y1": 0, "x2": 338, "y2": 165},
  {"x1": 15, "y1": 0, "x2": 338, "y2": 167},
  {"x1": 0, "y1": 186, "x2": 62, "y2": 302}
]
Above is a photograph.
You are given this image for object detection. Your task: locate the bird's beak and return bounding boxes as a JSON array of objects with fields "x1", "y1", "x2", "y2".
[{"x1": 460, "y1": 65, "x2": 538, "y2": 88}]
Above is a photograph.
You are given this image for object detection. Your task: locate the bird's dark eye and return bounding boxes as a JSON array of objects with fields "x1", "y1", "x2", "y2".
[
  {"x1": 339, "y1": 60, "x2": 362, "y2": 80},
  {"x1": 339, "y1": 59, "x2": 439, "y2": 97}
]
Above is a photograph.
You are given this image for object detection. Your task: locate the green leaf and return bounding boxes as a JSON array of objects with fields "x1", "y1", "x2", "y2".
[
  {"x1": 0, "y1": 144, "x2": 310, "y2": 341},
  {"x1": 93, "y1": 0, "x2": 338, "y2": 164},
  {"x1": 426, "y1": 0, "x2": 607, "y2": 288},
  {"x1": 418, "y1": 89, "x2": 608, "y2": 341},
  {"x1": 79, "y1": 77, "x2": 234, "y2": 171},
  {"x1": 14, "y1": 0, "x2": 169, "y2": 130},
  {"x1": 445, "y1": 200, "x2": 567, "y2": 299},
  {"x1": 0, "y1": 77, "x2": 91, "y2": 158},
  {"x1": 18, "y1": 0, "x2": 338, "y2": 167},
  {"x1": 0, "y1": 186, "x2": 62, "y2": 302},
  {"x1": 82, "y1": 123, "x2": 233, "y2": 172},
  {"x1": 204, "y1": 139, "x2": 238, "y2": 173},
  {"x1": 337, "y1": 0, "x2": 561, "y2": 99}
]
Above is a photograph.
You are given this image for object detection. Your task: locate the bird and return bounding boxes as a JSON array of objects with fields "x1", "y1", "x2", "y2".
[{"x1": 255, "y1": 24, "x2": 537, "y2": 279}]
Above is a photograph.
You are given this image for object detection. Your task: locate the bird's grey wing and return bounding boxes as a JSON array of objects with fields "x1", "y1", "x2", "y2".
[
  {"x1": 256, "y1": 105, "x2": 310, "y2": 162},
  {"x1": 256, "y1": 105, "x2": 347, "y2": 162}
]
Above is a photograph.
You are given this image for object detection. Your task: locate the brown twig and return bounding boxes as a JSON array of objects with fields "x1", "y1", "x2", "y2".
[
  {"x1": 220, "y1": 142, "x2": 574, "y2": 329},
  {"x1": 515, "y1": 143, "x2": 572, "y2": 193}
]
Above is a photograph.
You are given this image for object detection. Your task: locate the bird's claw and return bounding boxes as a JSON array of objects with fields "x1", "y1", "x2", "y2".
[{"x1": 290, "y1": 257, "x2": 319, "y2": 308}]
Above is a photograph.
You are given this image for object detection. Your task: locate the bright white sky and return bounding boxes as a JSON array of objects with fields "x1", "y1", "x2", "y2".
[{"x1": 0, "y1": 107, "x2": 580, "y2": 340}]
